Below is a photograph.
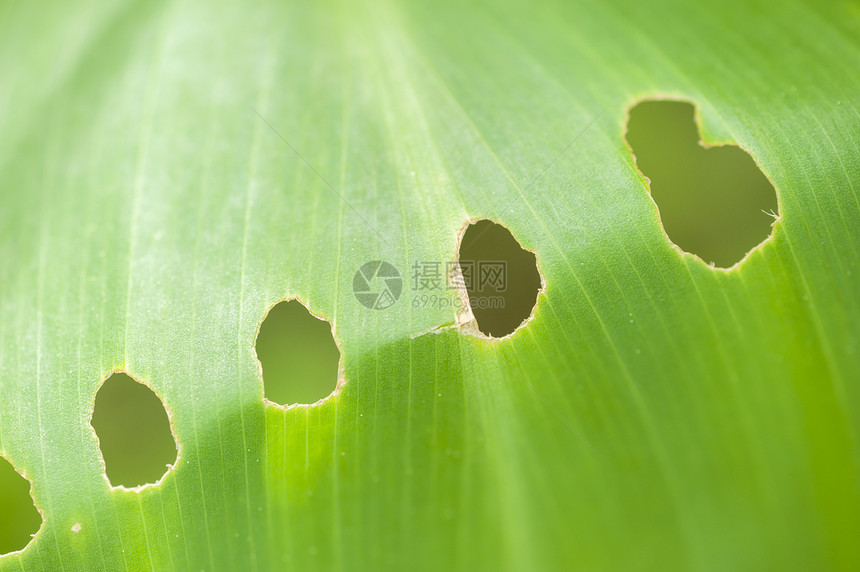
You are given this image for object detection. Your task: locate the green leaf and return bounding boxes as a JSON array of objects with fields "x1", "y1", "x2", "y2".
[{"x1": 1, "y1": 0, "x2": 858, "y2": 570}]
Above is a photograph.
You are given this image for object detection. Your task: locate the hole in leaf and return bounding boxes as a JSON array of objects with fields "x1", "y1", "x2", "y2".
[
  {"x1": 255, "y1": 300, "x2": 341, "y2": 406},
  {"x1": 625, "y1": 100, "x2": 778, "y2": 267},
  {"x1": 91, "y1": 372, "x2": 178, "y2": 489},
  {"x1": 0, "y1": 456, "x2": 41, "y2": 555},
  {"x1": 458, "y1": 220, "x2": 542, "y2": 338}
]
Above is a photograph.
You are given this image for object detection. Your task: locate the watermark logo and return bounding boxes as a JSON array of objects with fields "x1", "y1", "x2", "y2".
[
  {"x1": 353, "y1": 260, "x2": 403, "y2": 310},
  {"x1": 354, "y1": 259, "x2": 506, "y2": 311},
  {"x1": 413, "y1": 261, "x2": 507, "y2": 293}
]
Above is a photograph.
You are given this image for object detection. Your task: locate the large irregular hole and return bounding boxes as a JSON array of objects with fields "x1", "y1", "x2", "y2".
[
  {"x1": 255, "y1": 300, "x2": 341, "y2": 406},
  {"x1": 0, "y1": 456, "x2": 41, "y2": 555},
  {"x1": 458, "y1": 220, "x2": 542, "y2": 338},
  {"x1": 91, "y1": 372, "x2": 178, "y2": 489},
  {"x1": 625, "y1": 100, "x2": 778, "y2": 267}
]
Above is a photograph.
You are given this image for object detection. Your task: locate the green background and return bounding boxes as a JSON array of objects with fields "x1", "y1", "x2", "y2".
[{"x1": 0, "y1": 0, "x2": 858, "y2": 569}]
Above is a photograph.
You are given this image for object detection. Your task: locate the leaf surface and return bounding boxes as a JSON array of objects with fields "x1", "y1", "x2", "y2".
[{"x1": 0, "y1": 0, "x2": 858, "y2": 569}]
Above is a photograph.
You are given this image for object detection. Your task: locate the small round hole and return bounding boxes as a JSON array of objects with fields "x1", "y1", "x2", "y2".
[
  {"x1": 0, "y1": 456, "x2": 42, "y2": 555},
  {"x1": 458, "y1": 220, "x2": 542, "y2": 338},
  {"x1": 255, "y1": 300, "x2": 341, "y2": 406},
  {"x1": 91, "y1": 372, "x2": 178, "y2": 489}
]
